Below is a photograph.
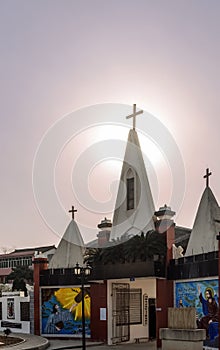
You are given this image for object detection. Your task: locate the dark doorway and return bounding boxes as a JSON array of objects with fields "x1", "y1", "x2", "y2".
[{"x1": 148, "y1": 298, "x2": 156, "y2": 339}]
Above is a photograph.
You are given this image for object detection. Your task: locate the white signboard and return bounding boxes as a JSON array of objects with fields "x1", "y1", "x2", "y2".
[{"x1": 100, "y1": 308, "x2": 106, "y2": 321}]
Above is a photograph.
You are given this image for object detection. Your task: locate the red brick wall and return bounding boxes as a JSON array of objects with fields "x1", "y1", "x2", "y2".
[
  {"x1": 155, "y1": 219, "x2": 175, "y2": 262},
  {"x1": 33, "y1": 258, "x2": 48, "y2": 335},
  {"x1": 156, "y1": 279, "x2": 173, "y2": 347},
  {"x1": 90, "y1": 282, "x2": 107, "y2": 342}
]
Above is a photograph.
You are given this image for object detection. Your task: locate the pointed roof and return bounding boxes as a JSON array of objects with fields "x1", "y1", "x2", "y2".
[
  {"x1": 110, "y1": 128, "x2": 155, "y2": 240},
  {"x1": 185, "y1": 186, "x2": 220, "y2": 256},
  {"x1": 49, "y1": 220, "x2": 85, "y2": 268}
]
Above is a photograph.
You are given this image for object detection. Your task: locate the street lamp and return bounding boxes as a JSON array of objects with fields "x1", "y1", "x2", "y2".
[{"x1": 73, "y1": 263, "x2": 92, "y2": 350}]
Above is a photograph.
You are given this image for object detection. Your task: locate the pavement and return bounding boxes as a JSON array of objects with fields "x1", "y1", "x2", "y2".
[
  {"x1": 46, "y1": 339, "x2": 218, "y2": 350},
  {"x1": 0, "y1": 332, "x2": 48, "y2": 349},
  {"x1": 0, "y1": 334, "x2": 218, "y2": 350},
  {"x1": 0, "y1": 333, "x2": 158, "y2": 350},
  {"x1": 47, "y1": 339, "x2": 157, "y2": 350}
]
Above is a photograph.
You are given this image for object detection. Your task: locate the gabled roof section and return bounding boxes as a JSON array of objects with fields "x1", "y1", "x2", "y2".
[
  {"x1": 49, "y1": 220, "x2": 85, "y2": 268},
  {"x1": 175, "y1": 226, "x2": 191, "y2": 252},
  {"x1": 110, "y1": 128, "x2": 155, "y2": 240},
  {"x1": 185, "y1": 186, "x2": 220, "y2": 256},
  {"x1": 0, "y1": 245, "x2": 56, "y2": 259},
  {"x1": 13, "y1": 245, "x2": 56, "y2": 254}
]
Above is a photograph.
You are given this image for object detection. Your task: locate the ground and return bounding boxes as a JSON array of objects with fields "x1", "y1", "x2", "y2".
[{"x1": 0, "y1": 335, "x2": 22, "y2": 347}]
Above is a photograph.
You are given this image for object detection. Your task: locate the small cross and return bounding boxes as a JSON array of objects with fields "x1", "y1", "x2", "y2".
[
  {"x1": 203, "y1": 168, "x2": 212, "y2": 187},
  {"x1": 126, "y1": 104, "x2": 143, "y2": 130},
  {"x1": 69, "y1": 206, "x2": 77, "y2": 220}
]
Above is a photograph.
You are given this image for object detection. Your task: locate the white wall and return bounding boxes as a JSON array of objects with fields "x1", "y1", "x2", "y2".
[
  {"x1": 0, "y1": 292, "x2": 30, "y2": 333},
  {"x1": 107, "y1": 277, "x2": 156, "y2": 344}
]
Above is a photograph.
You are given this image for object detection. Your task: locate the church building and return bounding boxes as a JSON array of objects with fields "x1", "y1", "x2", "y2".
[{"x1": 34, "y1": 105, "x2": 220, "y2": 347}]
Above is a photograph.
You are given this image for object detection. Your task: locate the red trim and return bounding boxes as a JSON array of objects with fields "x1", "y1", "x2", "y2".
[{"x1": 33, "y1": 258, "x2": 48, "y2": 335}]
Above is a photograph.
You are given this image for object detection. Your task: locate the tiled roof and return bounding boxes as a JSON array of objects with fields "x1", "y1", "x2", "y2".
[
  {"x1": 0, "y1": 268, "x2": 12, "y2": 276},
  {"x1": 0, "y1": 245, "x2": 55, "y2": 259}
]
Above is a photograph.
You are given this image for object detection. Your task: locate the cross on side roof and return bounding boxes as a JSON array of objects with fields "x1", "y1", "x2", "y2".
[
  {"x1": 68, "y1": 206, "x2": 77, "y2": 220},
  {"x1": 203, "y1": 168, "x2": 212, "y2": 188}
]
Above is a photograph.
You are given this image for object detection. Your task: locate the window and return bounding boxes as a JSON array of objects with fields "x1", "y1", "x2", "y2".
[
  {"x1": 0, "y1": 260, "x2": 8, "y2": 268},
  {"x1": 129, "y1": 289, "x2": 142, "y2": 324},
  {"x1": 115, "y1": 288, "x2": 142, "y2": 325},
  {"x1": 127, "y1": 177, "x2": 134, "y2": 210},
  {"x1": 20, "y1": 302, "x2": 30, "y2": 321}
]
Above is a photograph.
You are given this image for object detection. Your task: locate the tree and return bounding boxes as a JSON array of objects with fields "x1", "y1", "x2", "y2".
[
  {"x1": 6, "y1": 266, "x2": 33, "y2": 296},
  {"x1": 84, "y1": 230, "x2": 167, "y2": 266}
]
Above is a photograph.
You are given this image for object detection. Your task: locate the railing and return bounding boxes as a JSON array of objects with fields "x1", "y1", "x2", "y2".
[
  {"x1": 40, "y1": 260, "x2": 166, "y2": 286},
  {"x1": 168, "y1": 250, "x2": 218, "y2": 280}
]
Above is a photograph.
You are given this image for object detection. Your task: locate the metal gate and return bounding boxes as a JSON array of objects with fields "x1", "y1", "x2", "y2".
[{"x1": 112, "y1": 283, "x2": 130, "y2": 344}]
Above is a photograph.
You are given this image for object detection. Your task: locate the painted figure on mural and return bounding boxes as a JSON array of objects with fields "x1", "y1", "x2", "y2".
[
  {"x1": 197, "y1": 287, "x2": 219, "y2": 338},
  {"x1": 44, "y1": 303, "x2": 76, "y2": 334},
  {"x1": 197, "y1": 285, "x2": 217, "y2": 316},
  {"x1": 42, "y1": 287, "x2": 91, "y2": 336},
  {"x1": 178, "y1": 299, "x2": 184, "y2": 307}
]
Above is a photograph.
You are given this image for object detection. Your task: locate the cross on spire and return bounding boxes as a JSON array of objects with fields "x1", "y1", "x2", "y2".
[
  {"x1": 203, "y1": 168, "x2": 212, "y2": 188},
  {"x1": 69, "y1": 205, "x2": 77, "y2": 220},
  {"x1": 126, "y1": 104, "x2": 143, "y2": 130}
]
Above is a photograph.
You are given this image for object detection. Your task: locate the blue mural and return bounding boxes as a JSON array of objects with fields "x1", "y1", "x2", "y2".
[{"x1": 175, "y1": 279, "x2": 218, "y2": 319}]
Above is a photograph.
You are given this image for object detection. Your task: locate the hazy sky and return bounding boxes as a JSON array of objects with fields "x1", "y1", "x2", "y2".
[{"x1": 1, "y1": 0, "x2": 220, "y2": 250}]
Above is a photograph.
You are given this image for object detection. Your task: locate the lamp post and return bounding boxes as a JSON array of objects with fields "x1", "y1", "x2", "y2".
[{"x1": 73, "y1": 263, "x2": 91, "y2": 350}]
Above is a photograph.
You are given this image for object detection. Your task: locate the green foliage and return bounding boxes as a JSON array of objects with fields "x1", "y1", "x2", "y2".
[
  {"x1": 6, "y1": 266, "x2": 33, "y2": 296},
  {"x1": 85, "y1": 230, "x2": 167, "y2": 266},
  {"x1": 12, "y1": 279, "x2": 27, "y2": 296},
  {"x1": 6, "y1": 266, "x2": 33, "y2": 283}
]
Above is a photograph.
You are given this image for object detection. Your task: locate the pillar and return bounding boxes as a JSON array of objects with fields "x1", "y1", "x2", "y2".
[
  {"x1": 154, "y1": 205, "x2": 176, "y2": 347},
  {"x1": 33, "y1": 257, "x2": 48, "y2": 335}
]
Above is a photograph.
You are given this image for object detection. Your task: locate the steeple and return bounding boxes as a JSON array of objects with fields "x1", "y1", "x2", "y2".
[
  {"x1": 185, "y1": 170, "x2": 220, "y2": 256},
  {"x1": 110, "y1": 105, "x2": 155, "y2": 240},
  {"x1": 49, "y1": 207, "x2": 85, "y2": 268}
]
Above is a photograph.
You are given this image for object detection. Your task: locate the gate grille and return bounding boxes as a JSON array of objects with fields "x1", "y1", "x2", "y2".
[{"x1": 112, "y1": 283, "x2": 130, "y2": 344}]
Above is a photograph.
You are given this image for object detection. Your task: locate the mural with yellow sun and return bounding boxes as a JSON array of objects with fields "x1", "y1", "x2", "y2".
[
  {"x1": 41, "y1": 287, "x2": 91, "y2": 336},
  {"x1": 55, "y1": 287, "x2": 91, "y2": 320}
]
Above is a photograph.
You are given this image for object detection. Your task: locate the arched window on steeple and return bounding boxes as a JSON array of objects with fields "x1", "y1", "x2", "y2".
[{"x1": 126, "y1": 168, "x2": 135, "y2": 210}]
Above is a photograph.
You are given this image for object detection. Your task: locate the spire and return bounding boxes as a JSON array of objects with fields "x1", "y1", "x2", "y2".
[
  {"x1": 185, "y1": 185, "x2": 220, "y2": 256},
  {"x1": 110, "y1": 118, "x2": 155, "y2": 241},
  {"x1": 49, "y1": 218, "x2": 85, "y2": 269}
]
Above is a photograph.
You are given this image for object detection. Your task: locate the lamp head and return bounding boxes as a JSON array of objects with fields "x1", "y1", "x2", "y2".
[{"x1": 74, "y1": 262, "x2": 81, "y2": 276}]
